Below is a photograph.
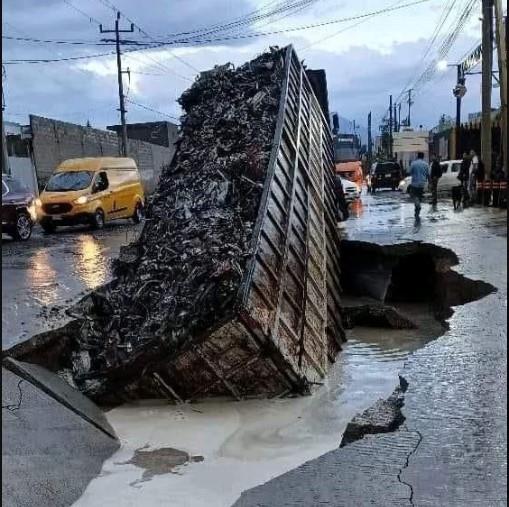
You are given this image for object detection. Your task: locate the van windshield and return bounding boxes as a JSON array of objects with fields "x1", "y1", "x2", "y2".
[{"x1": 45, "y1": 171, "x2": 93, "y2": 192}]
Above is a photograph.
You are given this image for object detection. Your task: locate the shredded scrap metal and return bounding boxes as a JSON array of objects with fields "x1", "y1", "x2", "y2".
[{"x1": 7, "y1": 46, "x2": 345, "y2": 404}]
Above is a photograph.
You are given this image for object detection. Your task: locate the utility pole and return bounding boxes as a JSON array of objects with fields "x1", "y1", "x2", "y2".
[
  {"x1": 2, "y1": 66, "x2": 10, "y2": 175},
  {"x1": 407, "y1": 89, "x2": 413, "y2": 127},
  {"x1": 100, "y1": 12, "x2": 133, "y2": 157},
  {"x1": 367, "y1": 112, "x2": 372, "y2": 167},
  {"x1": 393, "y1": 104, "x2": 398, "y2": 132},
  {"x1": 494, "y1": 0, "x2": 507, "y2": 175},
  {"x1": 481, "y1": 0, "x2": 494, "y2": 178},
  {"x1": 398, "y1": 103, "x2": 402, "y2": 130},
  {"x1": 389, "y1": 95, "x2": 393, "y2": 158},
  {"x1": 455, "y1": 64, "x2": 466, "y2": 158}
]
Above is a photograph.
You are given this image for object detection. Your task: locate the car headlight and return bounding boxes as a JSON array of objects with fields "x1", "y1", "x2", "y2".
[
  {"x1": 35, "y1": 198, "x2": 42, "y2": 207},
  {"x1": 27, "y1": 201, "x2": 38, "y2": 221},
  {"x1": 74, "y1": 196, "x2": 88, "y2": 205}
]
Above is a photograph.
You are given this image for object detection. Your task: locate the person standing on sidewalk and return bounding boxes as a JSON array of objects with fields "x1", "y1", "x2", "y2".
[
  {"x1": 409, "y1": 152, "x2": 429, "y2": 219},
  {"x1": 469, "y1": 150, "x2": 479, "y2": 202},
  {"x1": 430, "y1": 156, "x2": 442, "y2": 208},
  {"x1": 458, "y1": 152, "x2": 471, "y2": 206}
]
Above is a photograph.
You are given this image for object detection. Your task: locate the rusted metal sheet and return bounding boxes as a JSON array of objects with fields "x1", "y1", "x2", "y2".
[{"x1": 168, "y1": 46, "x2": 345, "y2": 400}]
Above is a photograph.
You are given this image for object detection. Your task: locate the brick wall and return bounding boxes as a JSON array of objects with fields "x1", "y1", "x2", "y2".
[{"x1": 30, "y1": 115, "x2": 175, "y2": 192}]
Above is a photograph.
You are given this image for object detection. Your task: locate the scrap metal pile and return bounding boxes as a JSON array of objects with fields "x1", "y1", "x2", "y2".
[{"x1": 9, "y1": 46, "x2": 344, "y2": 404}]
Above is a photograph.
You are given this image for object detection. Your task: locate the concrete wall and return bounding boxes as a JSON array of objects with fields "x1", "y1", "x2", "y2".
[{"x1": 29, "y1": 115, "x2": 175, "y2": 193}]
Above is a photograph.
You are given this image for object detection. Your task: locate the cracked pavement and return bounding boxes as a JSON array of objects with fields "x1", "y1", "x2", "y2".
[{"x1": 235, "y1": 192, "x2": 507, "y2": 506}]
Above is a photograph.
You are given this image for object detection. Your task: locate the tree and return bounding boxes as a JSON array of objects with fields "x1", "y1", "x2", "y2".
[{"x1": 437, "y1": 114, "x2": 454, "y2": 132}]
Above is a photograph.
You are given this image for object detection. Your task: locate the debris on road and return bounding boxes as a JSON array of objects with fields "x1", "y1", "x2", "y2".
[
  {"x1": 340, "y1": 375, "x2": 408, "y2": 448},
  {"x1": 6, "y1": 46, "x2": 344, "y2": 404},
  {"x1": 342, "y1": 304, "x2": 417, "y2": 329}
]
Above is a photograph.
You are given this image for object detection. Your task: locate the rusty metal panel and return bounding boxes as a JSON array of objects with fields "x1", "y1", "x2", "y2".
[{"x1": 238, "y1": 46, "x2": 344, "y2": 390}]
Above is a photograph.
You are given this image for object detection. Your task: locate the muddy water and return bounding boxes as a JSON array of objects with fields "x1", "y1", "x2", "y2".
[{"x1": 74, "y1": 303, "x2": 440, "y2": 507}]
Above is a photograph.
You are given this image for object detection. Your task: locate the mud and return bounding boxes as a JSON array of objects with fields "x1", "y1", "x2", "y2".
[
  {"x1": 118, "y1": 446, "x2": 204, "y2": 485},
  {"x1": 342, "y1": 304, "x2": 417, "y2": 329}
]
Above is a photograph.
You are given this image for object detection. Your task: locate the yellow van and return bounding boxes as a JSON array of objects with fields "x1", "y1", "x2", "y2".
[{"x1": 36, "y1": 157, "x2": 145, "y2": 232}]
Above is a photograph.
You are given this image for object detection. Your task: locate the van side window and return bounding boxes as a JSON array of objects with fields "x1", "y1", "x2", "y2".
[
  {"x1": 93, "y1": 171, "x2": 109, "y2": 193},
  {"x1": 451, "y1": 163, "x2": 461, "y2": 173}
]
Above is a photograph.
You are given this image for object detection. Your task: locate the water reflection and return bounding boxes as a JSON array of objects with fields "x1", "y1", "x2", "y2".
[
  {"x1": 28, "y1": 249, "x2": 59, "y2": 306},
  {"x1": 76, "y1": 235, "x2": 108, "y2": 289},
  {"x1": 350, "y1": 199, "x2": 364, "y2": 218}
]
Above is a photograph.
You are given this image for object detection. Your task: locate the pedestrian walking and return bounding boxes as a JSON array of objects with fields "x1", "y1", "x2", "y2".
[
  {"x1": 409, "y1": 152, "x2": 429, "y2": 219},
  {"x1": 430, "y1": 156, "x2": 442, "y2": 207},
  {"x1": 469, "y1": 150, "x2": 479, "y2": 202},
  {"x1": 458, "y1": 152, "x2": 471, "y2": 206}
]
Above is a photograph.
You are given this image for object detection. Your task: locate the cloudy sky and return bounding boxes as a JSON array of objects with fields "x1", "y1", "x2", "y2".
[{"x1": 2, "y1": 0, "x2": 504, "y2": 137}]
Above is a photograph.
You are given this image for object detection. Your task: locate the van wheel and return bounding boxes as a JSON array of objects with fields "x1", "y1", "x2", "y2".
[
  {"x1": 91, "y1": 209, "x2": 105, "y2": 230},
  {"x1": 41, "y1": 218, "x2": 56, "y2": 234},
  {"x1": 12, "y1": 212, "x2": 32, "y2": 241},
  {"x1": 132, "y1": 202, "x2": 144, "y2": 224}
]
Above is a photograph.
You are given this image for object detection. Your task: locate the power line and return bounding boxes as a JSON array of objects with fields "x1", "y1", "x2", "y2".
[
  {"x1": 62, "y1": 0, "x2": 102, "y2": 25},
  {"x1": 94, "y1": 0, "x2": 200, "y2": 74},
  {"x1": 394, "y1": 0, "x2": 459, "y2": 105},
  {"x1": 4, "y1": 0, "x2": 432, "y2": 65},
  {"x1": 125, "y1": 98, "x2": 180, "y2": 121},
  {"x1": 383, "y1": 0, "x2": 477, "y2": 126},
  {"x1": 299, "y1": 0, "x2": 402, "y2": 51},
  {"x1": 3, "y1": 35, "x2": 112, "y2": 45},
  {"x1": 158, "y1": 0, "x2": 319, "y2": 40},
  {"x1": 4, "y1": 50, "x2": 118, "y2": 63},
  {"x1": 109, "y1": 0, "x2": 434, "y2": 47},
  {"x1": 123, "y1": 49, "x2": 194, "y2": 82}
]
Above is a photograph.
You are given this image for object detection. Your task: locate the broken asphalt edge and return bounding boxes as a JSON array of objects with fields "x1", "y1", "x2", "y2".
[
  {"x1": 2, "y1": 357, "x2": 118, "y2": 441},
  {"x1": 339, "y1": 374, "x2": 409, "y2": 447}
]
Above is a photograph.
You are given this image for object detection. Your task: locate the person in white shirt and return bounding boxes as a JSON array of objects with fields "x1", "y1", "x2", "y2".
[{"x1": 469, "y1": 149, "x2": 479, "y2": 201}]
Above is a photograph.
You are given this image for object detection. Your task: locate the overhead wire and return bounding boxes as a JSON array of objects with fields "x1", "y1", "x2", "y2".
[
  {"x1": 393, "y1": 0, "x2": 459, "y2": 106},
  {"x1": 125, "y1": 98, "x2": 180, "y2": 121},
  {"x1": 299, "y1": 0, "x2": 403, "y2": 52},
  {"x1": 93, "y1": 0, "x2": 199, "y2": 75},
  {"x1": 62, "y1": 0, "x2": 102, "y2": 25},
  {"x1": 4, "y1": 0, "x2": 433, "y2": 65},
  {"x1": 381, "y1": 0, "x2": 477, "y2": 125}
]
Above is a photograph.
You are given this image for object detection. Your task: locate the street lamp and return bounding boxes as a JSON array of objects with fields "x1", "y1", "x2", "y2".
[
  {"x1": 436, "y1": 59, "x2": 448, "y2": 72},
  {"x1": 439, "y1": 62, "x2": 466, "y2": 158}
]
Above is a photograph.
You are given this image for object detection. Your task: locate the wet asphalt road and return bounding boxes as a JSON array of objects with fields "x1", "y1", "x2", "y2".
[
  {"x1": 236, "y1": 190, "x2": 507, "y2": 506},
  {"x1": 2, "y1": 221, "x2": 142, "y2": 349}
]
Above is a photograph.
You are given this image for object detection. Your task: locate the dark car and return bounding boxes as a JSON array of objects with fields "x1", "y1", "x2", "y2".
[
  {"x1": 368, "y1": 162, "x2": 402, "y2": 192},
  {"x1": 1, "y1": 174, "x2": 37, "y2": 240}
]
